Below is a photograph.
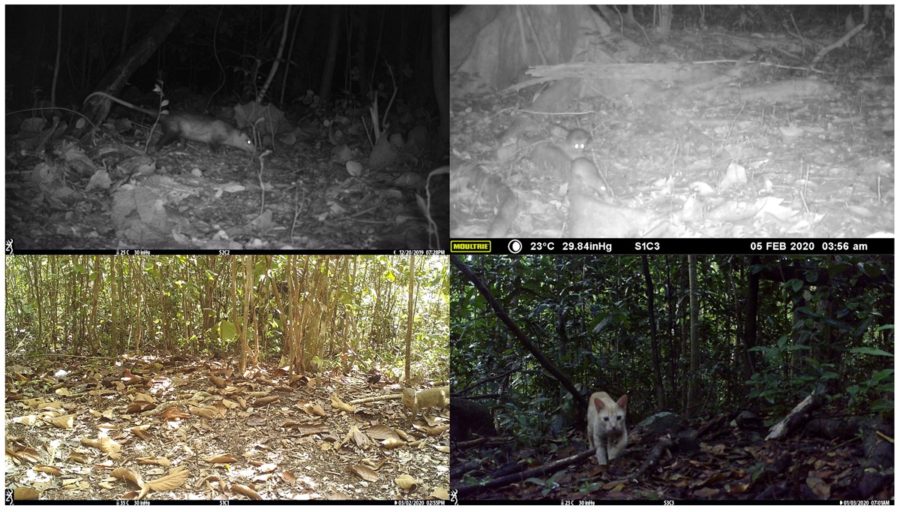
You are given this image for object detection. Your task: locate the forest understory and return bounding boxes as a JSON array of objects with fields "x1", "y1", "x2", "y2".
[
  {"x1": 454, "y1": 407, "x2": 893, "y2": 502},
  {"x1": 6, "y1": 354, "x2": 450, "y2": 501}
]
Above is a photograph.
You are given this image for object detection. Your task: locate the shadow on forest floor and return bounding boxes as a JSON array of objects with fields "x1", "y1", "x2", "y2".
[
  {"x1": 6, "y1": 354, "x2": 449, "y2": 501},
  {"x1": 453, "y1": 410, "x2": 893, "y2": 502}
]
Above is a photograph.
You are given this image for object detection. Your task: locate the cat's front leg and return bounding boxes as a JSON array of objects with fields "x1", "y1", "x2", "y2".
[
  {"x1": 595, "y1": 433, "x2": 609, "y2": 465},
  {"x1": 607, "y1": 429, "x2": 628, "y2": 461}
]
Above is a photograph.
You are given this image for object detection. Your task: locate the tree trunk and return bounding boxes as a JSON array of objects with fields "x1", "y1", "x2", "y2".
[
  {"x1": 431, "y1": 6, "x2": 449, "y2": 154},
  {"x1": 404, "y1": 255, "x2": 415, "y2": 383},
  {"x1": 642, "y1": 256, "x2": 665, "y2": 410},
  {"x1": 450, "y1": 255, "x2": 586, "y2": 411},
  {"x1": 319, "y1": 7, "x2": 343, "y2": 102},
  {"x1": 685, "y1": 255, "x2": 699, "y2": 416},
  {"x1": 82, "y1": 5, "x2": 188, "y2": 125}
]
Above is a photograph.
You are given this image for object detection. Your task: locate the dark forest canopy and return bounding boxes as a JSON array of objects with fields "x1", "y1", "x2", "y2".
[
  {"x1": 6, "y1": 5, "x2": 440, "y2": 108},
  {"x1": 451, "y1": 255, "x2": 893, "y2": 436}
]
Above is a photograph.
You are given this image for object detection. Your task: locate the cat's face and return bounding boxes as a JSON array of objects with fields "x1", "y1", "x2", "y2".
[{"x1": 594, "y1": 395, "x2": 627, "y2": 435}]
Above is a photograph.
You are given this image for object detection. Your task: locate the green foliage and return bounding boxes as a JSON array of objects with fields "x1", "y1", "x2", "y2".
[
  {"x1": 453, "y1": 255, "x2": 892, "y2": 437},
  {"x1": 847, "y1": 342, "x2": 894, "y2": 417},
  {"x1": 747, "y1": 335, "x2": 814, "y2": 405},
  {"x1": 6, "y1": 255, "x2": 448, "y2": 379},
  {"x1": 525, "y1": 470, "x2": 567, "y2": 497},
  {"x1": 217, "y1": 320, "x2": 237, "y2": 342}
]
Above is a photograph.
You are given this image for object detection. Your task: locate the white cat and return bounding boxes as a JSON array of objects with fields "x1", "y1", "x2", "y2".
[{"x1": 586, "y1": 391, "x2": 628, "y2": 465}]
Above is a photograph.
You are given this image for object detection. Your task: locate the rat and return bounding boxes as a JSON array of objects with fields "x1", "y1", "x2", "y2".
[{"x1": 565, "y1": 128, "x2": 593, "y2": 151}]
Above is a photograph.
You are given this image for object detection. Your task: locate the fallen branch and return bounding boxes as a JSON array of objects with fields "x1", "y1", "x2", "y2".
[
  {"x1": 628, "y1": 435, "x2": 674, "y2": 481},
  {"x1": 348, "y1": 393, "x2": 400, "y2": 405},
  {"x1": 450, "y1": 460, "x2": 484, "y2": 479},
  {"x1": 766, "y1": 388, "x2": 824, "y2": 440},
  {"x1": 812, "y1": 23, "x2": 866, "y2": 66},
  {"x1": 455, "y1": 448, "x2": 594, "y2": 495}
]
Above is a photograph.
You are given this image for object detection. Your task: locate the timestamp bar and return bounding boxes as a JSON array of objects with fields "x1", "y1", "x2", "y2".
[{"x1": 449, "y1": 239, "x2": 893, "y2": 255}]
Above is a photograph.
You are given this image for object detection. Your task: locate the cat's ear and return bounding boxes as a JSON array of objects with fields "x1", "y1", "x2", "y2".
[
  {"x1": 617, "y1": 395, "x2": 628, "y2": 409},
  {"x1": 593, "y1": 397, "x2": 604, "y2": 411}
]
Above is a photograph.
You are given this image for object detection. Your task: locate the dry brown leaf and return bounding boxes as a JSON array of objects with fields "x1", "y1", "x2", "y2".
[
  {"x1": 111, "y1": 467, "x2": 146, "y2": 488},
  {"x1": 130, "y1": 426, "x2": 152, "y2": 440},
  {"x1": 431, "y1": 486, "x2": 449, "y2": 500},
  {"x1": 424, "y1": 425, "x2": 450, "y2": 436},
  {"x1": 50, "y1": 414, "x2": 75, "y2": 429},
  {"x1": 395, "y1": 474, "x2": 418, "y2": 490},
  {"x1": 330, "y1": 394, "x2": 355, "y2": 413},
  {"x1": 232, "y1": 483, "x2": 262, "y2": 500},
  {"x1": 693, "y1": 487, "x2": 718, "y2": 498},
  {"x1": 12, "y1": 415, "x2": 39, "y2": 426},
  {"x1": 205, "y1": 454, "x2": 239, "y2": 464},
  {"x1": 126, "y1": 401, "x2": 155, "y2": 414},
  {"x1": 360, "y1": 457, "x2": 386, "y2": 470},
  {"x1": 258, "y1": 463, "x2": 277, "y2": 474},
  {"x1": 134, "y1": 392, "x2": 155, "y2": 403},
  {"x1": 381, "y1": 438, "x2": 406, "y2": 449},
  {"x1": 136, "y1": 456, "x2": 171, "y2": 467},
  {"x1": 432, "y1": 444, "x2": 450, "y2": 453},
  {"x1": 67, "y1": 452, "x2": 90, "y2": 464},
  {"x1": 280, "y1": 471, "x2": 297, "y2": 485},
  {"x1": 11, "y1": 447, "x2": 41, "y2": 463},
  {"x1": 210, "y1": 375, "x2": 227, "y2": 388},
  {"x1": 99, "y1": 436, "x2": 122, "y2": 459},
  {"x1": 34, "y1": 465, "x2": 62, "y2": 476},
  {"x1": 350, "y1": 464, "x2": 379, "y2": 482},
  {"x1": 189, "y1": 405, "x2": 221, "y2": 419},
  {"x1": 393, "y1": 429, "x2": 414, "y2": 442},
  {"x1": 221, "y1": 399, "x2": 239, "y2": 409},
  {"x1": 351, "y1": 426, "x2": 372, "y2": 448},
  {"x1": 145, "y1": 466, "x2": 189, "y2": 493},
  {"x1": 62, "y1": 477, "x2": 86, "y2": 490},
  {"x1": 43, "y1": 400, "x2": 64, "y2": 410},
  {"x1": 14, "y1": 487, "x2": 39, "y2": 500},
  {"x1": 247, "y1": 416, "x2": 267, "y2": 427},
  {"x1": 159, "y1": 406, "x2": 190, "y2": 421},
  {"x1": 253, "y1": 396, "x2": 279, "y2": 407},
  {"x1": 806, "y1": 476, "x2": 831, "y2": 500},
  {"x1": 22, "y1": 398, "x2": 44, "y2": 408},
  {"x1": 55, "y1": 387, "x2": 73, "y2": 397},
  {"x1": 299, "y1": 402, "x2": 327, "y2": 417},
  {"x1": 601, "y1": 480, "x2": 626, "y2": 491},
  {"x1": 366, "y1": 424, "x2": 398, "y2": 440}
]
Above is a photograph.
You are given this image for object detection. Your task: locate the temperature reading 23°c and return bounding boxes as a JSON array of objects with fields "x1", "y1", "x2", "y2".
[{"x1": 530, "y1": 241, "x2": 555, "y2": 252}]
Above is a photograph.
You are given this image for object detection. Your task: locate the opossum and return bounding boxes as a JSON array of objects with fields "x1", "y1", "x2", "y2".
[{"x1": 83, "y1": 91, "x2": 255, "y2": 153}]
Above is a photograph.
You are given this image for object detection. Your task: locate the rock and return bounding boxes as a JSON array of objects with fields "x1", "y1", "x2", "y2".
[
  {"x1": 635, "y1": 411, "x2": 685, "y2": 437},
  {"x1": 450, "y1": 398, "x2": 497, "y2": 441},
  {"x1": 733, "y1": 410, "x2": 764, "y2": 430}
]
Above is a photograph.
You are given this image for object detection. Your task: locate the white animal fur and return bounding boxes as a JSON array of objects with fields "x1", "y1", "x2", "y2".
[{"x1": 586, "y1": 391, "x2": 628, "y2": 465}]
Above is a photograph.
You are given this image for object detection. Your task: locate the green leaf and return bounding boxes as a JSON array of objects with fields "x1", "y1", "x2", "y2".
[
  {"x1": 849, "y1": 347, "x2": 894, "y2": 358},
  {"x1": 217, "y1": 320, "x2": 237, "y2": 342}
]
